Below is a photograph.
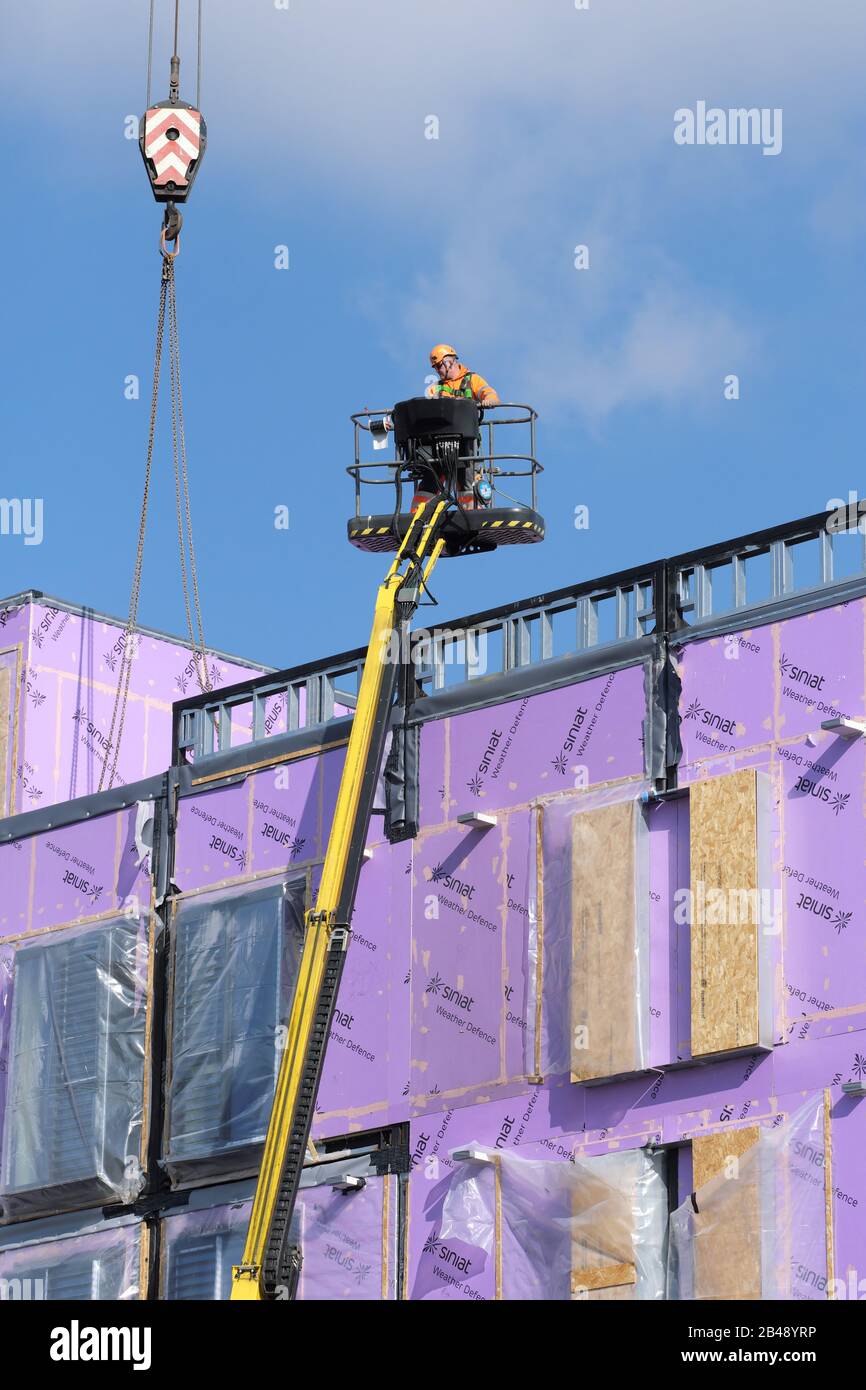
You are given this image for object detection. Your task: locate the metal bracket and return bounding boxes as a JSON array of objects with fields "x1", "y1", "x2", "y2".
[
  {"x1": 451, "y1": 1146, "x2": 496, "y2": 1165},
  {"x1": 821, "y1": 716, "x2": 866, "y2": 740},
  {"x1": 330, "y1": 1175, "x2": 366, "y2": 1193}
]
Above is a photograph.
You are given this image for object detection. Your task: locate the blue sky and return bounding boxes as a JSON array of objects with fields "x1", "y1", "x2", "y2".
[{"x1": 3, "y1": 0, "x2": 866, "y2": 671}]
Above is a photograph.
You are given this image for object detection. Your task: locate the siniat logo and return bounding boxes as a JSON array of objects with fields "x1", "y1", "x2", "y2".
[
  {"x1": 423, "y1": 1229, "x2": 473, "y2": 1275},
  {"x1": 257, "y1": 824, "x2": 305, "y2": 858},
  {"x1": 780, "y1": 653, "x2": 825, "y2": 691},
  {"x1": 496, "y1": 1115, "x2": 516, "y2": 1149},
  {"x1": 261, "y1": 823, "x2": 293, "y2": 846},
  {"x1": 71, "y1": 708, "x2": 112, "y2": 752},
  {"x1": 264, "y1": 696, "x2": 286, "y2": 736},
  {"x1": 552, "y1": 707, "x2": 588, "y2": 772},
  {"x1": 26, "y1": 680, "x2": 46, "y2": 709},
  {"x1": 425, "y1": 974, "x2": 474, "y2": 1012},
  {"x1": 62, "y1": 870, "x2": 103, "y2": 903},
  {"x1": 175, "y1": 658, "x2": 221, "y2": 696},
  {"x1": 411, "y1": 1132, "x2": 431, "y2": 1167},
  {"x1": 795, "y1": 892, "x2": 852, "y2": 933},
  {"x1": 103, "y1": 632, "x2": 138, "y2": 674},
  {"x1": 794, "y1": 777, "x2": 850, "y2": 815},
  {"x1": 208, "y1": 833, "x2": 246, "y2": 864},
  {"x1": 0, "y1": 605, "x2": 24, "y2": 629},
  {"x1": 478, "y1": 729, "x2": 503, "y2": 775},
  {"x1": 322, "y1": 1245, "x2": 370, "y2": 1282},
  {"x1": 683, "y1": 699, "x2": 737, "y2": 735},
  {"x1": 430, "y1": 864, "x2": 475, "y2": 901},
  {"x1": 792, "y1": 1139, "x2": 825, "y2": 1170},
  {"x1": 467, "y1": 728, "x2": 503, "y2": 794}
]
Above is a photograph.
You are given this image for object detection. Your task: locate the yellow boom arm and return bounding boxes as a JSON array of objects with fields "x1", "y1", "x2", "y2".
[{"x1": 232, "y1": 501, "x2": 446, "y2": 1300}]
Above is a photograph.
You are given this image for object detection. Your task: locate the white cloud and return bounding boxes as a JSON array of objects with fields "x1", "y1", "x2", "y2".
[{"x1": 9, "y1": 0, "x2": 863, "y2": 419}]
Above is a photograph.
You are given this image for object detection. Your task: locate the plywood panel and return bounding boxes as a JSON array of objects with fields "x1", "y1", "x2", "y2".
[
  {"x1": 692, "y1": 1125, "x2": 760, "y2": 1189},
  {"x1": 689, "y1": 769, "x2": 761, "y2": 1055},
  {"x1": 571, "y1": 1262, "x2": 636, "y2": 1298},
  {"x1": 692, "y1": 1126, "x2": 761, "y2": 1300},
  {"x1": 570, "y1": 800, "x2": 641, "y2": 1082}
]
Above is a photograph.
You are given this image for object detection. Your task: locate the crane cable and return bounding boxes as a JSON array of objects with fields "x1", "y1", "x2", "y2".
[
  {"x1": 98, "y1": 257, "x2": 168, "y2": 794},
  {"x1": 146, "y1": 0, "x2": 202, "y2": 108},
  {"x1": 167, "y1": 251, "x2": 211, "y2": 698},
  {"x1": 99, "y1": 1, "x2": 210, "y2": 792},
  {"x1": 99, "y1": 246, "x2": 212, "y2": 793}
]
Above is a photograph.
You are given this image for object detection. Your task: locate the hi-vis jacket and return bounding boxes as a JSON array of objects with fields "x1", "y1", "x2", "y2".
[{"x1": 426, "y1": 365, "x2": 497, "y2": 403}]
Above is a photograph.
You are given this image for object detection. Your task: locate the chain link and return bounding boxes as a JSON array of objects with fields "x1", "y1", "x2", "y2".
[
  {"x1": 98, "y1": 261, "x2": 169, "y2": 792},
  {"x1": 166, "y1": 257, "x2": 211, "y2": 697},
  {"x1": 99, "y1": 247, "x2": 211, "y2": 790}
]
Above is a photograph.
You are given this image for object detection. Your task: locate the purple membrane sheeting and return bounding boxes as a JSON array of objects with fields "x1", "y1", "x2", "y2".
[
  {"x1": 5, "y1": 578, "x2": 866, "y2": 1298},
  {"x1": 159, "y1": 1176, "x2": 398, "y2": 1299},
  {"x1": 1, "y1": 807, "x2": 153, "y2": 941},
  {"x1": 315, "y1": 839, "x2": 412, "y2": 1134},
  {"x1": 676, "y1": 602, "x2": 866, "y2": 1045},
  {"x1": 174, "y1": 752, "x2": 340, "y2": 893},
  {"x1": 296, "y1": 1177, "x2": 397, "y2": 1300},
  {"x1": 423, "y1": 665, "x2": 648, "y2": 825},
  {"x1": 0, "y1": 596, "x2": 264, "y2": 814}
]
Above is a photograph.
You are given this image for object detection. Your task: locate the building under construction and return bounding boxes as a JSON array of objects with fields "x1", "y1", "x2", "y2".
[
  {"x1": 1, "y1": 497, "x2": 864, "y2": 1299},
  {"x1": 2, "y1": 0, "x2": 862, "y2": 1307}
]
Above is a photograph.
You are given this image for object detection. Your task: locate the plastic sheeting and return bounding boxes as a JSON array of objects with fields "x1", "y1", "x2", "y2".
[
  {"x1": 0, "y1": 1221, "x2": 141, "y2": 1300},
  {"x1": 295, "y1": 1171, "x2": 398, "y2": 1301},
  {"x1": 534, "y1": 784, "x2": 651, "y2": 1080},
  {"x1": 160, "y1": 1162, "x2": 398, "y2": 1300},
  {"x1": 160, "y1": 1197, "x2": 251, "y2": 1300},
  {"x1": 0, "y1": 946, "x2": 11, "y2": 1173},
  {"x1": 162, "y1": 875, "x2": 306, "y2": 1183},
  {"x1": 0, "y1": 913, "x2": 149, "y2": 1221},
  {"x1": 668, "y1": 1097, "x2": 831, "y2": 1300},
  {"x1": 440, "y1": 1144, "x2": 666, "y2": 1300}
]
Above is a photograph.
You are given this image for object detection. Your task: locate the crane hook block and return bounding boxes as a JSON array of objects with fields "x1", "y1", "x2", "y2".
[{"x1": 139, "y1": 99, "x2": 207, "y2": 205}]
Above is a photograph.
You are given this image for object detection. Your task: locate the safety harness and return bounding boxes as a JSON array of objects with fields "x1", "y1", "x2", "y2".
[{"x1": 435, "y1": 368, "x2": 479, "y2": 400}]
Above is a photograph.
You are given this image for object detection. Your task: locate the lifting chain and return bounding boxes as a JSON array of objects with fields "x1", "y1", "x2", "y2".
[{"x1": 98, "y1": 235, "x2": 211, "y2": 792}]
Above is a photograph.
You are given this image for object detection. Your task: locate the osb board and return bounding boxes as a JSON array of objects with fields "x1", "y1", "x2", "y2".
[
  {"x1": 692, "y1": 1126, "x2": 761, "y2": 1300},
  {"x1": 571, "y1": 1262, "x2": 636, "y2": 1299},
  {"x1": 693, "y1": 1125, "x2": 760, "y2": 1189},
  {"x1": 0, "y1": 662, "x2": 11, "y2": 818},
  {"x1": 570, "y1": 800, "x2": 639, "y2": 1081},
  {"x1": 690, "y1": 769, "x2": 760, "y2": 1056},
  {"x1": 570, "y1": 1154, "x2": 638, "y2": 1301}
]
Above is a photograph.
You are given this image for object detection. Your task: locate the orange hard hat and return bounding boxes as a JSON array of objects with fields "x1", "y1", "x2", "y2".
[{"x1": 430, "y1": 343, "x2": 457, "y2": 367}]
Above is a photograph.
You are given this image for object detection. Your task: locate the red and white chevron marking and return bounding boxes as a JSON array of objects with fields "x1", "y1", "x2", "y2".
[{"x1": 144, "y1": 106, "x2": 201, "y2": 186}]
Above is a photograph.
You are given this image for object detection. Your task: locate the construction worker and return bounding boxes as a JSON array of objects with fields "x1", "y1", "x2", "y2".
[{"x1": 426, "y1": 345, "x2": 500, "y2": 406}]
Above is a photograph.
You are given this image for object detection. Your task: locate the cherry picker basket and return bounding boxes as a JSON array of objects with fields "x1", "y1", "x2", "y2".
[{"x1": 347, "y1": 397, "x2": 545, "y2": 557}]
